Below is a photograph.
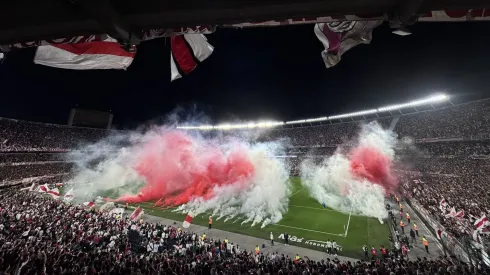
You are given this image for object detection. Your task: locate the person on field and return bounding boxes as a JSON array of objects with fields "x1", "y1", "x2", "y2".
[
  {"x1": 332, "y1": 240, "x2": 338, "y2": 256},
  {"x1": 371, "y1": 247, "x2": 377, "y2": 260},
  {"x1": 422, "y1": 236, "x2": 429, "y2": 253},
  {"x1": 326, "y1": 240, "x2": 332, "y2": 254},
  {"x1": 284, "y1": 232, "x2": 289, "y2": 245},
  {"x1": 410, "y1": 229, "x2": 416, "y2": 243},
  {"x1": 208, "y1": 216, "x2": 212, "y2": 229},
  {"x1": 270, "y1": 232, "x2": 274, "y2": 246},
  {"x1": 362, "y1": 245, "x2": 368, "y2": 260}
]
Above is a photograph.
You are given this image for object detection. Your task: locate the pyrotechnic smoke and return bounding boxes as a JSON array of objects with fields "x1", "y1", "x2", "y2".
[
  {"x1": 68, "y1": 127, "x2": 290, "y2": 228},
  {"x1": 300, "y1": 122, "x2": 397, "y2": 222}
]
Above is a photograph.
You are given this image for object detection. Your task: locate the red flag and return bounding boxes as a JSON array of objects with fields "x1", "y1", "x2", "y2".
[{"x1": 170, "y1": 34, "x2": 213, "y2": 81}]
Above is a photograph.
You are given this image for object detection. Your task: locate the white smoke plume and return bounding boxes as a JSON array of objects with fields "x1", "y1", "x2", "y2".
[
  {"x1": 300, "y1": 122, "x2": 398, "y2": 222},
  {"x1": 67, "y1": 127, "x2": 291, "y2": 228}
]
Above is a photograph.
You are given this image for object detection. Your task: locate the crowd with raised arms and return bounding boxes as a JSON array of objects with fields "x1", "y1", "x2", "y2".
[{"x1": 1, "y1": 189, "x2": 488, "y2": 275}]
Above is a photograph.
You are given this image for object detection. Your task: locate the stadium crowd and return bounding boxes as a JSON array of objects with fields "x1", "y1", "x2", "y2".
[
  {"x1": 1, "y1": 189, "x2": 487, "y2": 275},
  {"x1": 0, "y1": 99, "x2": 489, "y2": 272}
]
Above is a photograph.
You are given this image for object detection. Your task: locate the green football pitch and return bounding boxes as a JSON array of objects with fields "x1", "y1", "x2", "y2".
[{"x1": 129, "y1": 177, "x2": 390, "y2": 259}]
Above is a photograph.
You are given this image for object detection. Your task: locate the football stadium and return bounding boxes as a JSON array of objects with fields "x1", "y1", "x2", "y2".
[{"x1": 1, "y1": 1, "x2": 490, "y2": 272}]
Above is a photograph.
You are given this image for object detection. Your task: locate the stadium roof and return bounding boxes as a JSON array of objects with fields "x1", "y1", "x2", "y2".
[
  {"x1": 177, "y1": 94, "x2": 449, "y2": 130},
  {"x1": 1, "y1": 0, "x2": 489, "y2": 47}
]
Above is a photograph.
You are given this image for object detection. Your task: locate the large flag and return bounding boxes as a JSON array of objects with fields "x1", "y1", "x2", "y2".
[
  {"x1": 314, "y1": 20, "x2": 382, "y2": 68},
  {"x1": 63, "y1": 188, "x2": 75, "y2": 202},
  {"x1": 130, "y1": 207, "x2": 143, "y2": 221},
  {"x1": 182, "y1": 211, "x2": 195, "y2": 228},
  {"x1": 34, "y1": 37, "x2": 136, "y2": 70},
  {"x1": 170, "y1": 34, "x2": 214, "y2": 81},
  {"x1": 47, "y1": 188, "x2": 60, "y2": 199}
]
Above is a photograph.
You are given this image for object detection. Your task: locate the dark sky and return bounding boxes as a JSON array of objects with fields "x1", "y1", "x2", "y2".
[{"x1": 0, "y1": 22, "x2": 489, "y2": 128}]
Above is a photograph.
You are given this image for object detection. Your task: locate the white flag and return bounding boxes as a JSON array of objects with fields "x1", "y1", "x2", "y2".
[{"x1": 63, "y1": 188, "x2": 75, "y2": 202}]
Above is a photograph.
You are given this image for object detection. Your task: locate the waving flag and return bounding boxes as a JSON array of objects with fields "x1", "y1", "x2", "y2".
[
  {"x1": 37, "y1": 184, "x2": 50, "y2": 193},
  {"x1": 314, "y1": 20, "x2": 382, "y2": 68},
  {"x1": 474, "y1": 215, "x2": 488, "y2": 230},
  {"x1": 47, "y1": 188, "x2": 60, "y2": 199},
  {"x1": 170, "y1": 34, "x2": 214, "y2": 81},
  {"x1": 130, "y1": 207, "x2": 143, "y2": 221},
  {"x1": 34, "y1": 38, "x2": 136, "y2": 70},
  {"x1": 63, "y1": 188, "x2": 75, "y2": 202},
  {"x1": 183, "y1": 211, "x2": 195, "y2": 228},
  {"x1": 83, "y1": 201, "x2": 95, "y2": 208}
]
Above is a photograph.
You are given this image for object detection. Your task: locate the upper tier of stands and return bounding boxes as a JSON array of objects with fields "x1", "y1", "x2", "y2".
[{"x1": 1, "y1": 99, "x2": 489, "y2": 152}]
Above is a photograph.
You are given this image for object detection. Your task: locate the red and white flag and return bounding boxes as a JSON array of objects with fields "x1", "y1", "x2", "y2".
[
  {"x1": 83, "y1": 201, "x2": 95, "y2": 208},
  {"x1": 170, "y1": 34, "x2": 214, "y2": 81},
  {"x1": 474, "y1": 215, "x2": 488, "y2": 230},
  {"x1": 455, "y1": 210, "x2": 464, "y2": 219},
  {"x1": 63, "y1": 188, "x2": 75, "y2": 202},
  {"x1": 47, "y1": 188, "x2": 60, "y2": 199},
  {"x1": 37, "y1": 184, "x2": 50, "y2": 193},
  {"x1": 314, "y1": 20, "x2": 382, "y2": 68},
  {"x1": 130, "y1": 207, "x2": 143, "y2": 221},
  {"x1": 34, "y1": 38, "x2": 136, "y2": 70},
  {"x1": 182, "y1": 211, "x2": 195, "y2": 228}
]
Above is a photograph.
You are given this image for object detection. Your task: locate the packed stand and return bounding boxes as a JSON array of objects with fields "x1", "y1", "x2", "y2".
[
  {"x1": 395, "y1": 99, "x2": 490, "y2": 139},
  {"x1": 0, "y1": 153, "x2": 67, "y2": 163},
  {"x1": 0, "y1": 163, "x2": 72, "y2": 183},
  {"x1": 259, "y1": 118, "x2": 391, "y2": 147},
  {"x1": 0, "y1": 118, "x2": 108, "y2": 152},
  {"x1": 1, "y1": 189, "x2": 488, "y2": 275}
]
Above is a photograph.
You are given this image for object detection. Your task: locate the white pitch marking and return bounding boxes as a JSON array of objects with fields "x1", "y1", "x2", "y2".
[
  {"x1": 289, "y1": 187, "x2": 305, "y2": 198},
  {"x1": 271, "y1": 223, "x2": 344, "y2": 236},
  {"x1": 288, "y1": 204, "x2": 338, "y2": 211},
  {"x1": 344, "y1": 209, "x2": 352, "y2": 237}
]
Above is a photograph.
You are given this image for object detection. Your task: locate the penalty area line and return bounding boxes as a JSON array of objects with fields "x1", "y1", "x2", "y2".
[
  {"x1": 271, "y1": 223, "x2": 344, "y2": 237},
  {"x1": 289, "y1": 187, "x2": 305, "y2": 198},
  {"x1": 343, "y1": 209, "x2": 352, "y2": 238}
]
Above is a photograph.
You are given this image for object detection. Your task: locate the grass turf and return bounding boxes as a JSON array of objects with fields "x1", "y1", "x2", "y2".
[{"x1": 130, "y1": 177, "x2": 390, "y2": 259}]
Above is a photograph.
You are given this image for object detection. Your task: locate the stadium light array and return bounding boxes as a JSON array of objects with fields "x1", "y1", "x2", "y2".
[
  {"x1": 176, "y1": 93, "x2": 449, "y2": 130},
  {"x1": 286, "y1": 93, "x2": 449, "y2": 125},
  {"x1": 177, "y1": 121, "x2": 284, "y2": 130}
]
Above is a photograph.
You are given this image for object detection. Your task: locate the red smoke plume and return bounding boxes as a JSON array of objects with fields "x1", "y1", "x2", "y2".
[
  {"x1": 349, "y1": 146, "x2": 397, "y2": 194},
  {"x1": 112, "y1": 131, "x2": 255, "y2": 205}
]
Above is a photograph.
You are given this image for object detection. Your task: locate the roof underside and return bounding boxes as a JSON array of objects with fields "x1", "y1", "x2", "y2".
[{"x1": 1, "y1": 0, "x2": 489, "y2": 45}]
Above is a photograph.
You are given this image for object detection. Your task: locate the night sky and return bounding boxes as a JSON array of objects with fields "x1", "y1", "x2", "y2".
[{"x1": 0, "y1": 22, "x2": 489, "y2": 129}]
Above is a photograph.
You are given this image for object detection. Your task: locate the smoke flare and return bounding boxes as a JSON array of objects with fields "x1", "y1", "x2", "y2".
[
  {"x1": 68, "y1": 128, "x2": 291, "y2": 228},
  {"x1": 300, "y1": 122, "x2": 397, "y2": 221}
]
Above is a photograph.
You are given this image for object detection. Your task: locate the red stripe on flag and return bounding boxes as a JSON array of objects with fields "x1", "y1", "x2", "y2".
[
  {"x1": 184, "y1": 215, "x2": 193, "y2": 223},
  {"x1": 53, "y1": 41, "x2": 135, "y2": 57},
  {"x1": 171, "y1": 36, "x2": 197, "y2": 75}
]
